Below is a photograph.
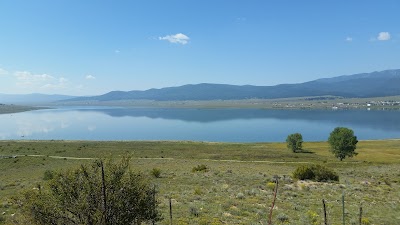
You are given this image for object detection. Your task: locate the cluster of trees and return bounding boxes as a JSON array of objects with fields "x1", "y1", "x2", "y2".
[{"x1": 286, "y1": 127, "x2": 358, "y2": 161}]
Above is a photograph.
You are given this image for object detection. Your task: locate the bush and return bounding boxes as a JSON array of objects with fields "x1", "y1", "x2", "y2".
[
  {"x1": 277, "y1": 213, "x2": 289, "y2": 224},
  {"x1": 293, "y1": 164, "x2": 339, "y2": 182},
  {"x1": 266, "y1": 181, "x2": 276, "y2": 191},
  {"x1": 43, "y1": 170, "x2": 54, "y2": 181},
  {"x1": 18, "y1": 157, "x2": 162, "y2": 225},
  {"x1": 193, "y1": 187, "x2": 203, "y2": 195},
  {"x1": 189, "y1": 206, "x2": 200, "y2": 217},
  {"x1": 151, "y1": 168, "x2": 162, "y2": 178},
  {"x1": 361, "y1": 218, "x2": 371, "y2": 225},
  {"x1": 306, "y1": 210, "x2": 319, "y2": 225},
  {"x1": 192, "y1": 164, "x2": 209, "y2": 172},
  {"x1": 236, "y1": 192, "x2": 245, "y2": 199}
]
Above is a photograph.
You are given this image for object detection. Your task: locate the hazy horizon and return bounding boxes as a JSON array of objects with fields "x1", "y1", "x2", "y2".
[{"x1": 1, "y1": 1, "x2": 399, "y2": 95}]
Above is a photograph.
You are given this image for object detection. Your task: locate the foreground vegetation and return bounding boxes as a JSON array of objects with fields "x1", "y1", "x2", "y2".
[{"x1": 0, "y1": 140, "x2": 399, "y2": 224}]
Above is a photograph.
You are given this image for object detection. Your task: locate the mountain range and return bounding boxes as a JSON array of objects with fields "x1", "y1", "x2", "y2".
[
  {"x1": 68, "y1": 69, "x2": 400, "y2": 101},
  {"x1": 1, "y1": 69, "x2": 399, "y2": 104}
]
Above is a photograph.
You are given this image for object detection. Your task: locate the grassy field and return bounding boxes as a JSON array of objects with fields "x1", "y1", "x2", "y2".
[{"x1": 0, "y1": 140, "x2": 399, "y2": 224}]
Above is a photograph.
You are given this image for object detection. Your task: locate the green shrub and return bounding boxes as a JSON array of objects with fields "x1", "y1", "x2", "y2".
[
  {"x1": 293, "y1": 165, "x2": 315, "y2": 180},
  {"x1": 193, "y1": 187, "x2": 203, "y2": 195},
  {"x1": 210, "y1": 218, "x2": 222, "y2": 225},
  {"x1": 293, "y1": 164, "x2": 339, "y2": 182},
  {"x1": 276, "y1": 213, "x2": 289, "y2": 224},
  {"x1": 266, "y1": 182, "x2": 276, "y2": 191},
  {"x1": 150, "y1": 168, "x2": 162, "y2": 178},
  {"x1": 236, "y1": 192, "x2": 245, "y2": 199},
  {"x1": 19, "y1": 157, "x2": 161, "y2": 225},
  {"x1": 192, "y1": 164, "x2": 209, "y2": 172},
  {"x1": 189, "y1": 206, "x2": 200, "y2": 217},
  {"x1": 361, "y1": 218, "x2": 371, "y2": 225},
  {"x1": 0, "y1": 215, "x2": 5, "y2": 223},
  {"x1": 43, "y1": 170, "x2": 54, "y2": 181},
  {"x1": 306, "y1": 210, "x2": 319, "y2": 225}
]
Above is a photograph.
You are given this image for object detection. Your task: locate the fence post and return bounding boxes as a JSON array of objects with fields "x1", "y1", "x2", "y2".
[
  {"x1": 169, "y1": 197, "x2": 173, "y2": 225},
  {"x1": 342, "y1": 192, "x2": 345, "y2": 225},
  {"x1": 268, "y1": 178, "x2": 279, "y2": 225},
  {"x1": 100, "y1": 160, "x2": 108, "y2": 225},
  {"x1": 322, "y1": 199, "x2": 328, "y2": 225},
  {"x1": 152, "y1": 185, "x2": 156, "y2": 225}
]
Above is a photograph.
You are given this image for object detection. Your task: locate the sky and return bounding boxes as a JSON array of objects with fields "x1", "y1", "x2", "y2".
[{"x1": 0, "y1": 0, "x2": 399, "y2": 96}]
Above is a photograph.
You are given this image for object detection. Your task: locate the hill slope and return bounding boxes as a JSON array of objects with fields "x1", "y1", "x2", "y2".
[{"x1": 67, "y1": 69, "x2": 400, "y2": 101}]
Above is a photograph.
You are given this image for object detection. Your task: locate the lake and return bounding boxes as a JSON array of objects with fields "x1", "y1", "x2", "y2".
[{"x1": 0, "y1": 107, "x2": 399, "y2": 142}]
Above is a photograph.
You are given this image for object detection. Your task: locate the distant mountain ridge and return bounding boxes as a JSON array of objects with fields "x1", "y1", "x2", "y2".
[
  {"x1": 67, "y1": 69, "x2": 400, "y2": 101},
  {"x1": 2, "y1": 69, "x2": 399, "y2": 104}
]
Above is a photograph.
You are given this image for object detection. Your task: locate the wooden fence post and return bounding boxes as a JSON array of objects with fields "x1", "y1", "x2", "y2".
[
  {"x1": 268, "y1": 178, "x2": 279, "y2": 225},
  {"x1": 100, "y1": 160, "x2": 108, "y2": 225},
  {"x1": 342, "y1": 192, "x2": 345, "y2": 225},
  {"x1": 169, "y1": 197, "x2": 173, "y2": 225},
  {"x1": 322, "y1": 199, "x2": 328, "y2": 225}
]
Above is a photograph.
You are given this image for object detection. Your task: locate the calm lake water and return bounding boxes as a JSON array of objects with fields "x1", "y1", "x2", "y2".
[{"x1": 0, "y1": 107, "x2": 399, "y2": 142}]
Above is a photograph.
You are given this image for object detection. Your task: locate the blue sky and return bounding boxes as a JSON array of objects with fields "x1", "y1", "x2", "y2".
[{"x1": 0, "y1": 0, "x2": 399, "y2": 95}]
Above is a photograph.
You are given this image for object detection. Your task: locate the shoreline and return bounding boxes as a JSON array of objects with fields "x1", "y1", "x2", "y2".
[{"x1": 0, "y1": 105, "x2": 49, "y2": 114}]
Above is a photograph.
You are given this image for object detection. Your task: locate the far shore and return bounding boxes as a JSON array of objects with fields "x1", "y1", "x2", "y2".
[
  {"x1": 0, "y1": 104, "x2": 49, "y2": 114},
  {"x1": 51, "y1": 95, "x2": 400, "y2": 110}
]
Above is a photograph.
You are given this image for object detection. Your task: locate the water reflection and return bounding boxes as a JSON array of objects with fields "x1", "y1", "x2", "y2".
[
  {"x1": 76, "y1": 108, "x2": 400, "y2": 132},
  {"x1": 0, "y1": 107, "x2": 399, "y2": 142}
]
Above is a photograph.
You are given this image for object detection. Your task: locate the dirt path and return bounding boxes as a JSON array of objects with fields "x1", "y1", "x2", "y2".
[{"x1": 14, "y1": 154, "x2": 358, "y2": 164}]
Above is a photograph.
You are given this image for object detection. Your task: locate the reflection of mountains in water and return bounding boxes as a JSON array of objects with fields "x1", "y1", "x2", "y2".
[{"x1": 76, "y1": 108, "x2": 400, "y2": 132}]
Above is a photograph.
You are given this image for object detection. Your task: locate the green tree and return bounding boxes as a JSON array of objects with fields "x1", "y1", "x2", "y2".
[
  {"x1": 17, "y1": 157, "x2": 161, "y2": 225},
  {"x1": 286, "y1": 133, "x2": 303, "y2": 152},
  {"x1": 328, "y1": 127, "x2": 358, "y2": 161}
]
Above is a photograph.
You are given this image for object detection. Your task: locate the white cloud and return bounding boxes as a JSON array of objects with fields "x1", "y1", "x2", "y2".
[
  {"x1": 345, "y1": 37, "x2": 353, "y2": 42},
  {"x1": 15, "y1": 71, "x2": 55, "y2": 87},
  {"x1": 377, "y1": 32, "x2": 390, "y2": 41},
  {"x1": 115, "y1": 50, "x2": 120, "y2": 54},
  {"x1": 14, "y1": 71, "x2": 69, "y2": 91},
  {"x1": 159, "y1": 33, "x2": 190, "y2": 45},
  {"x1": 40, "y1": 77, "x2": 69, "y2": 90},
  {"x1": 85, "y1": 75, "x2": 96, "y2": 80},
  {"x1": 0, "y1": 68, "x2": 8, "y2": 75}
]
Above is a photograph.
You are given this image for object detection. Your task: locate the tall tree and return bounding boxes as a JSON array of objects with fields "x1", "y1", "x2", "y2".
[
  {"x1": 286, "y1": 133, "x2": 303, "y2": 152},
  {"x1": 328, "y1": 127, "x2": 358, "y2": 161}
]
